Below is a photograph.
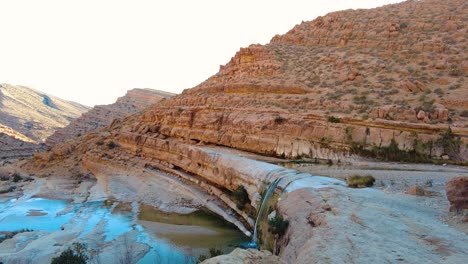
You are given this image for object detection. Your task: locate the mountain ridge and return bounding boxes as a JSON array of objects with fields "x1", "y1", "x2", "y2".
[{"x1": 45, "y1": 88, "x2": 176, "y2": 146}]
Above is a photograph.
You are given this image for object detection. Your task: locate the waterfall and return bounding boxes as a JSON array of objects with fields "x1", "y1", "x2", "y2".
[{"x1": 244, "y1": 172, "x2": 312, "y2": 249}]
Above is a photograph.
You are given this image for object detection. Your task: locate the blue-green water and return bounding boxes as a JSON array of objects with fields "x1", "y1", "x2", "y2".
[{"x1": 0, "y1": 198, "x2": 248, "y2": 263}]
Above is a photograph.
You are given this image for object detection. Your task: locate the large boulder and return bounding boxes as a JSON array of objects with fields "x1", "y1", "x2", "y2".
[{"x1": 446, "y1": 176, "x2": 468, "y2": 212}]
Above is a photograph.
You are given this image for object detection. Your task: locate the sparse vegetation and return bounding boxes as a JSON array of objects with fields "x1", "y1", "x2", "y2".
[
  {"x1": 0, "y1": 229, "x2": 33, "y2": 243},
  {"x1": 12, "y1": 173, "x2": 22, "y2": 183},
  {"x1": 353, "y1": 95, "x2": 374, "y2": 105},
  {"x1": 327, "y1": 116, "x2": 341, "y2": 123},
  {"x1": 107, "y1": 141, "x2": 117, "y2": 149},
  {"x1": 449, "y1": 64, "x2": 462, "y2": 76},
  {"x1": 232, "y1": 185, "x2": 249, "y2": 210},
  {"x1": 350, "y1": 138, "x2": 432, "y2": 163},
  {"x1": 51, "y1": 242, "x2": 88, "y2": 264},
  {"x1": 0, "y1": 175, "x2": 10, "y2": 181},
  {"x1": 347, "y1": 174, "x2": 376, "y2": 188},
  {"x1": 436, "y1": 127, "x2": 461, "y2": 159},
  {"x1": 274, "y1": 116, "x2": 286, "y2": 124},
  {"x1": 198, "y1": 248, "x2": 223, "y2": 263},
  {"x1": 268, "y1": 215, "x2": 289, "y2": 236},
  {"x1": 0, "y1": 186, "x2": 16, "y2": 194}
]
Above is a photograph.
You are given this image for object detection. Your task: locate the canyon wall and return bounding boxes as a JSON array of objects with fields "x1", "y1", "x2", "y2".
[{"x1": 46, "y1": 88, "x2": 175, "y2": 146}]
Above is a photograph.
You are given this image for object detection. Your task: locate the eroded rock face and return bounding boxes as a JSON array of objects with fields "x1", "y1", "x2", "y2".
[
  {"x1": 446, "y1": 176, "x2": 468, "y2": 212},
  {"x1": 276, "y1": 185, "x2": 468, "y2": 264},
  {"x1": 0, "y1": 84, "x2": 89, "y2": 143},
  {"x1": 46, "y1": 89, "x2": 175, "y2": 146},
  {"x1": 201, "y1": 248, "x2": 284, "y2": 264},
  {"x1": 125, "y1": 0, "x2": 467, "y2": 162},
  {"x1": 0, "y1": 84, "x2": 89, "y2": 158}
]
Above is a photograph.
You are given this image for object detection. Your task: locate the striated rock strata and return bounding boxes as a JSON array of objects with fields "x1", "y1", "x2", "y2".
[
  {"x1": 0, "y1": 83, "x2": 89, "y2": 143},
  {"x1": 0, "y1": 84, "x2": 89, "y2": 158},
  {"x1": 23, "y1": 0, "x2": 468, "y2": 263},
  {"x1": 46, "y1": 88, "x2": 175, "y2": 145}
]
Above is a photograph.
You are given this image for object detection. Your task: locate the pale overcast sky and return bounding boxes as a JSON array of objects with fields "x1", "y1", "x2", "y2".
[{"x1": 0, "y1": 0, "x2": 404, "y2": 106}]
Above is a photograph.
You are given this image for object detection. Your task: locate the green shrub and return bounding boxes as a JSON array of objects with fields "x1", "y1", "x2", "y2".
[
  {"x1": 268, "y1": 215, "x2": 289, "y2": 236},
  {"x1": 460, "y1": 110, "x2": 468, "y2": 118},
  {"x1": 107, "y1": 141, "x2": 117, "y2": 149},
  {"x1": 327, "y1": 116, "x2": 341, "y2": 123},
  {"x1": 51, "y1": 243, "x2": 88, "y2": 264},
  {"x1": 0, "y1": 228, "x2": 33, "y2": 243},
  {"x1": 436, "y1": 127, "x2": 461, "y2": 159},
  {"x1": 0, "y1": 186, "x2": 16, "y2": 194},
  {"x1": 449, "y1": 64, "x2": 462, "y2": 76},
  {"x1": 12, "y1": 173, "x2": 22, "y2": 183},
  {"x1": 198, "y1": 248, "x2": 222, "y2": 262},
  {"x1": 350, "y1": 138, "x2": 432, "y2": 163},
  {"x1": 232, "y1": 185, "x2": 249, "y2": 210},
  {"x1": 347, "y1": 174, "x2": 375, "y2": 188},
  {"x1": 274, "y1": 116, "x2": 286, "y2": 124},
  {"x1": 0, "y1": 175, "x2": 10, "y2": 181}
]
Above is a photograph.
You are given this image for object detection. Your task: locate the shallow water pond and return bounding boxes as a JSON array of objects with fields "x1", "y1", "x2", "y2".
[
  {"x1": 0, "y1": 198, "x2": 74, "y2": 232},
  {"x1": 138, "y1": 204, "x2": 248, "y2": 260},
  {"x1": 0, "y1": 198, "x2": 248, "y2": 263}
]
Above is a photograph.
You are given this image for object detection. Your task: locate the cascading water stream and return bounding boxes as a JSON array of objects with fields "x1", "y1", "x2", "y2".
[{"x1": 245, "y1": 172, "x2": 312, "y2": 249}]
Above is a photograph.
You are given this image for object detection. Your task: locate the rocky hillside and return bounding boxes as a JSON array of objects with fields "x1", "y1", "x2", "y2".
[
  {"x1": 23, "y1": 1, "x2": 468, "y2": 262},
  {"x1": 28, "y1": 0, "x2": 468, "y2": 219},
  {"x1": 0, "y1": 84, "x2": 89, "y2": 158},
  {"x1": 46, "y1": 88, "x2": 175, "y2": 146},
  {"x1": 0, "y1": 125, "x2": 40, "y2": 159},
  {"x1": 0, "y1": 84, "x2": 89, "y2": 143},
  {"x1": 152, "y1": 0, "x2": 467, "y2": 162}
]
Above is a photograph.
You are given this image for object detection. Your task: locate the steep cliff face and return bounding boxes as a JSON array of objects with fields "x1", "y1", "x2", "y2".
[
  {"x1": 21, "y1": 1, "x2": 468, "y2": 263},
  {"x1": 45, "y1": 88, "x2": 175, "y2": 146},
  {"x1": 128, "y1": 0, "x2": 467, "y2": 162},
  {"x1": 27, "y1": 0, "x2": 468, "y2": 212}
]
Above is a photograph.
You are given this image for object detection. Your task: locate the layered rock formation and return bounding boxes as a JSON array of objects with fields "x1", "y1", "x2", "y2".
[
  {"x1": 0, "y1": 84, "x2": 89, "y2": 158},
  {"x1": 0, "y1": 84, "x2": 89, "y2": 143},
  {"x1": 45, "y1": 88, "x2": 175, "y2": 146},
  {"x1": 27, "y1": 0, "x2": 468, "y2": 234},
  {"x1": 23, "y1": 0, "x2": 468, "y2": 263},
  {"x1": 446, "y1": 176, "x2": 468, "y2": 212},
  {"x1": 128, "y1": 0, "x2": 467, "y2": 162},
  {"x1": 0, "y1": 133, "x2": 42, "y2": 159}
]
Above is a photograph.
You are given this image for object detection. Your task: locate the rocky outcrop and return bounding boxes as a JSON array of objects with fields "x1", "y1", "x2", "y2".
[
  {"x1": 0, "y1": 133, "x2": 42, "y2": 159},
  {"x1": 275, "y1": 184, "x2": 468, "y2": 264},
  {"x1": 446, "y1": 176, "x2": 468, "y2": 212},
  {"x1": 138, "y1": 0, "x2": 467, "y2": 162},
  {"x1": 22, "y1": 1, "x2": 468, "y2": 262},
  {"x1": 46, "y1": 89, "x2": 175, "y2": 145},
  {"x1": 0, "y1": 84, "x2": 88, "y2": 158},
  {"x1": 202, "y1": 248, "x2": 284, "y2": 264},
  {"x1": 0, "y1": 84, "x2": 89, "y2": 143}
]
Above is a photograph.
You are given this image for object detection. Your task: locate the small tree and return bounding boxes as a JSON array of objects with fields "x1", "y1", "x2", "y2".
[
  {"x1": 268, "y1": 215, "x2": 289, "y2": 236},
  {"x1": 347, "y1": 174, "x2": 375, "y2": 188},
  {"x1": 327, "y1": 116, "x2": 341, "y2": 123},
  {"x1": 436, "y1": 127, "x2": 461, "y2": 159},
  {"x1": 232, "y1": 185, "x2": 249, "y2": 210},
  {"x1": 107, "y1": 141, "x2": 117, "y2": 149},
  {"x1": 51, "y1": 243, "x2": 88, "y2": 264},
  {"x1": 12, "y1": 173, "x2": 22, "y2": 183}
]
